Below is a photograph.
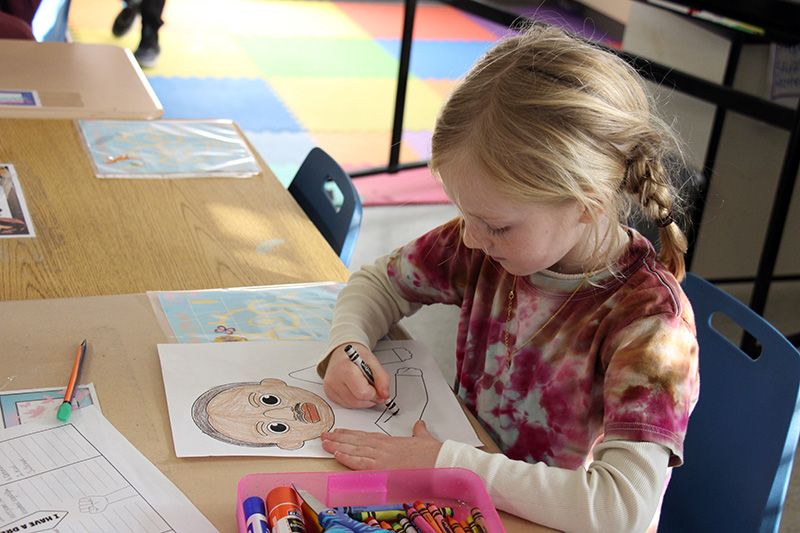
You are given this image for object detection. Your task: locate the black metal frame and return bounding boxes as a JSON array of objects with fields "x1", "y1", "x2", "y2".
[{"x1": 355, "y1": 0, "x2": 800, "y2": 337}]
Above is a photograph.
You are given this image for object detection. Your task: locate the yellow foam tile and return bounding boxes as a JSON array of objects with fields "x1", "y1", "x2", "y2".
[
  {"x1": 309, "y1": 131, "x2": 423, "y2": 170},
  {"x1": 69, "y1": 29, "x2": 261, "y2": 78},
  {"x1": 164, "y1": 0, "x2": 369, "y2": 38},
  {"x1": 425, "y1": 79, "x2": 460, "y2": 99},
  {"x1": 269, "y1": 77, "x2": 444, "y2": 132},
  {"x1": 68, "y1": 0, "x2": 123, "y2": 32}
]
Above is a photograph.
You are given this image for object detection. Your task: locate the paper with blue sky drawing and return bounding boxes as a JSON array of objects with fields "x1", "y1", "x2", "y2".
[
  {"x1": 149, "y1": 282, "x2": 343, "y2": 343},
  {"x1": 157, "y1": 339, "x2": 482, "y2": 458}
]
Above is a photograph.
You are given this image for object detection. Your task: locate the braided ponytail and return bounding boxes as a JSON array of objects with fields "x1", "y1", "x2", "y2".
[{"x1": 623, "y1": 146, "x2": 689, "y2": 280}]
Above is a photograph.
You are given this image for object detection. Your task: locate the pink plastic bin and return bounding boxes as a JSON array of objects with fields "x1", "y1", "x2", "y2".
[{"x1": 237, "y1": 468, "x2": 505, "y2": 533}]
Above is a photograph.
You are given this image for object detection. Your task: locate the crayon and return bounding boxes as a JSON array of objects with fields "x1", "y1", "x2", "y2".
[
  {"x1": 337, "y1": 504, "x2": 408, "y2": 515},
  {"x1": 243, "y1": 496, "x2": 269, "y2": 533},
  {"x1": 379, "y1": 521, "x2": 395, "y2": 530},
  {"x1": 469, "y1": 508, "x2": 488, "y2": 533},
  {"x1": 413, "y1": 501, "x2": 442, "y2": 533},
  {"x1": 345, "y1": 344, "x2": 400, "y2": 415},
  {"x1": 392, "y1": 522, "x2": 404, "y2": 533},
  {"x1": 399, "y1": 514, "x2": 420, "y2": 533},
  {"x1": 460, "y1": 520, "x2": 474, "y2": 533},
  {"x1": 355, "y1": 510, "x2": 442, "y2": 523},
  {"x1": 404, "y1": 503, "x2": 438, "y2": 533},
  {"x1": 446, "y1": 517, "x2": 466, "y2": 533},
  {"x1": 365, "y1": 516, "x2": 381, "y2": 528},
  {"x1": 426, "y1": 504, "x2": 453, "y2": 533},
  {"x1": 351, "y1": 508, "x2": 454, "y2": 522}
]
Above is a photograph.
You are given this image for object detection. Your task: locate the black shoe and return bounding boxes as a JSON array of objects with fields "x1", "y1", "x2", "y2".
[
  {"x1": 112, "y1": 1, "x2": 141, "y2": 37},
  {"x1": 134, "y1": 43, "x2": 160, "y2": 68},
  {"x1": 134, "y1": 24, "x2": 160, "y2": 68}
]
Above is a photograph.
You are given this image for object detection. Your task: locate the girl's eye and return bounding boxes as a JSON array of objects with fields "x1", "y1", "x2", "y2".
[{"x1": 486, "y1": 225, "x2": 509, "y2": 236}]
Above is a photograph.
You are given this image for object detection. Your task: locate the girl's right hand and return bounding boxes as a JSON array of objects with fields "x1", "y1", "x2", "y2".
[{"x1": 322, "y1": 342, "x2": 392, "y2": 409}]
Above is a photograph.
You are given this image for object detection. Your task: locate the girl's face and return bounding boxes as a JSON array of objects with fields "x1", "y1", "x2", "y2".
[{"x1": 440, "y1": 160, "x2": 594, "y2": 276}]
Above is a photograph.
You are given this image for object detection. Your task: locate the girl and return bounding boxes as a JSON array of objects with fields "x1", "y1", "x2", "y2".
[{"x1": 317, "y1": 23, "x2": 699, "y2": 532}]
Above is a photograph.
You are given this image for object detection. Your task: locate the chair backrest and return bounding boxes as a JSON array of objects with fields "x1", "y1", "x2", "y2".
[
  {"x1": 31, "y1": 0, "x2": 71, "y2": 41},
  {"x1": 659, "y1": 273, "x2": 800, "y2": 532},
  {"x1": 288, "y1": 148, "x2": 362, "y2": 267}
]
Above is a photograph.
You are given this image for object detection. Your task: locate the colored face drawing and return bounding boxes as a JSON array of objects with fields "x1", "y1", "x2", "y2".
[{"x1": 198, "y1": 379, "x2": 334, "y2": 450}]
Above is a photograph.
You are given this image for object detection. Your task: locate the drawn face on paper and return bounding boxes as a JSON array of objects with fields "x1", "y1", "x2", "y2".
[{"x1": 192, "y1": 379, "x2": 334, "y2": 450}]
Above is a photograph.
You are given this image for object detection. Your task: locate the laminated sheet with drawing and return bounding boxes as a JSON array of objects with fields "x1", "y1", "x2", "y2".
[{"x1": 157, "y1": 339, "x2": 483, "y2": 458}]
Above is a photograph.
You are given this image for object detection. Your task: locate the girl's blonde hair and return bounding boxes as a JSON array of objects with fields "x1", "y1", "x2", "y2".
[{"x1": 430, "y1": 23, "x2": 690, "y2": 280}]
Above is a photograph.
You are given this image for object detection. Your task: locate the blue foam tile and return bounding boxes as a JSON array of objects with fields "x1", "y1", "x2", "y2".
[
  {"x1": 147, "y1": 76, "x2": 303, "y2": 132},
  {"x1": 376, "y1": 39, "x2": 493, "y2": 80},
  {"x1": 243, "y1": 131, "x2": 316, "y2": 167}
]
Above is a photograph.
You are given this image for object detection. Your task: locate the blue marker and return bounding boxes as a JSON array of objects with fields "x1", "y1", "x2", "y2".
[{"x1": 244, "y1": 496, "x2": 270, "y2": 533}]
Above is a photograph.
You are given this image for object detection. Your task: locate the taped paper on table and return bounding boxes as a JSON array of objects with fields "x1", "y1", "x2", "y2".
[
  {"x1": 77, "y1": 119, "x2": 261, "y2": 178},
  {"x1": 158, "y1": 339, "x2": 483, "y2": 457}
]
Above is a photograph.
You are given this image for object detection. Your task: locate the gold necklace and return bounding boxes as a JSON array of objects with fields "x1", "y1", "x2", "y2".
[{"x1": 504, "y1": 264, "x2": 599, "y2": 369}]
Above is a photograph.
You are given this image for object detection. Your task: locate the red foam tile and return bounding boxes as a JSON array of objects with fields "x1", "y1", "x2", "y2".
[
  {"x1": 353, "y1": 166, "x2": 451, "y2": 206},
  {"x1": 336, "y1": 2, "x2": 499, "y2": 41}
]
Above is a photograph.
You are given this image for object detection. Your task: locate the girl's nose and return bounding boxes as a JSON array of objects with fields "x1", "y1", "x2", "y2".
[{"x1": 462, "y1": 223, "x2": 487, "y2": 250}]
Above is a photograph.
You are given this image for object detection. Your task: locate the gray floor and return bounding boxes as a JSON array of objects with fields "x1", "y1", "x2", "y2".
[{"x1": 349, "y1": 203, "x2": 800, "y2": 531}]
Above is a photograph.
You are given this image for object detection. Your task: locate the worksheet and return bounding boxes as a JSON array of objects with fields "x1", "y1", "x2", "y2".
[
  {"x1": 0, "y1": 405, "x2": 216, "y2": 533},
  {"x1": 158, "y1": 339, "x2": 483, "y2": 458}
]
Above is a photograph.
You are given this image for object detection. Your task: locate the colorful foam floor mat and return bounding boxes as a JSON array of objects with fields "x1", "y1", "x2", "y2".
[{"x1": 68, "y1": 0, "x2": 619, "y2": 204}]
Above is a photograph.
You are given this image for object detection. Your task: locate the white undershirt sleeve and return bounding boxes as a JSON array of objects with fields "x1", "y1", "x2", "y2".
[
  {"x1": 436, "y1": 439, "x2": 670, "y2": 533},
  {"x1": 318, "y1": 253, "x2": 421, "y2": 375}
]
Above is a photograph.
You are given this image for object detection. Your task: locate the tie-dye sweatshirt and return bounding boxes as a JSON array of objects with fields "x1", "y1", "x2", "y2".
[{"x1": 384, "y1": 219, "x2": 699, "y2": 470}]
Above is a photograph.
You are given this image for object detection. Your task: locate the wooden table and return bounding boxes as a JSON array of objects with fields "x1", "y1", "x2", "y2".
[
  {"x1": 0, "y1": 294, "x2": 554, "y2": 533},
  {"x1": 0, "y1": 40, "x2": 163, "y2": 119},
  {"x1": 0, "y1": 119, "x2": 350, "y2": 300},
  {"x1": 0, "y1": 118, "x2": 555, "y2": 532}
]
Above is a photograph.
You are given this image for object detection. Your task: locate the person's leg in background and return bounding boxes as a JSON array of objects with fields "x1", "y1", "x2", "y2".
[
  {"x1": 111, "y1": 0, "x2": 164, "y2": 68},
  {"x1": 111, "y1": 0, "x2": 140, "y2": 37},
  {"x1": 134, "y1": 0, "x2": 164, "y2": 68}
]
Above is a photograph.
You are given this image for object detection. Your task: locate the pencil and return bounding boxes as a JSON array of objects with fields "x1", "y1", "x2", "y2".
[{"x1": 57, "y1": 340, "x2": 87, "y2": 421}]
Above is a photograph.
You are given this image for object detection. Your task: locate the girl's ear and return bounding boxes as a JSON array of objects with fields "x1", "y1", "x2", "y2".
[{"x1": 578, "y1": 205, "x2": 596, "y2": 224}]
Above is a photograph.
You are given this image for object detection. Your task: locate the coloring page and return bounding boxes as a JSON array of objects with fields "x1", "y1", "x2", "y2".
[{"x1": 158, "y1": 339, "x2": 482, "y2": 457}]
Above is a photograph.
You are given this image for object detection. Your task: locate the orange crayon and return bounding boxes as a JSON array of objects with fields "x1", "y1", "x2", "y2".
[
  {"x1": 447, "y1": 518, "x2": 466, "y2": 533},
  {"x1": 413, "y1": 501, "x2": 442, "y2": 533},
  {"x1": 427, "y1": 504, "x2": 453, "y2": 533}
]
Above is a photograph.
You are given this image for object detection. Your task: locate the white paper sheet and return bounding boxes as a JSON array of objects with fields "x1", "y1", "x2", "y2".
[
  {"x1": 0, "y1": 405, "x2": 216, "y2": 533},
  {"x1": 158, "y1": 339, "x2": 482, "y2": 458}
]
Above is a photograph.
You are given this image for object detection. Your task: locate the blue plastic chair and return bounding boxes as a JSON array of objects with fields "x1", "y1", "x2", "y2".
[
  {"x1": 659, "y1": 273, "x2": 800, "y2": 532},
  {"x1": 31, "y1": 0, "x2": 71, "y2": 41},
  {"x1": 288, "y1": 148, "x2": 362, "y2": 267}
]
